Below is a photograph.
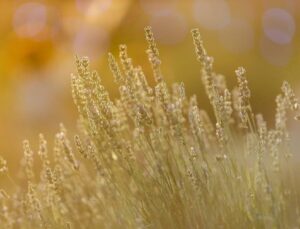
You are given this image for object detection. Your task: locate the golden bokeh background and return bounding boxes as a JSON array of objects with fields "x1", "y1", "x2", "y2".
[{"x1": 1, "y1": 0, "x2": 300, "y2": 168}]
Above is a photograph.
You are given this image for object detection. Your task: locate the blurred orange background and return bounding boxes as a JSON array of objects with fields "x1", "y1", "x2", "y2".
[{"x1": 1, "y1": 0, "x2": 300, "y2": 168}]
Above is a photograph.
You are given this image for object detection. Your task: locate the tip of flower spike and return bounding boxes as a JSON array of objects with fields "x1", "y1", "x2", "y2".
[
  {"x1": 81, "y1": 57, "x2": 90, "y2": 68},
  {"x1": 144, "y1": 26, "x2": 152, "y2": 32},
  {"x1": 191, "y1": 28, "x2": 200, "y2": 34},
  {"x1": 235, "y1": 67, "x2": 246, "y2": 77}
]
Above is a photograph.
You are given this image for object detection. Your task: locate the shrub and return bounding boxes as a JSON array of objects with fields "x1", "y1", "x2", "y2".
[{"x1": 1, "y1": 27, "x2": 300, "y2": 228}]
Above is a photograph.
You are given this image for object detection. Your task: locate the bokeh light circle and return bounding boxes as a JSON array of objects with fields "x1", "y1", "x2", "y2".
[
  {"x1": 13, "y1": 2, "x2": 47, "y2": 38},
  {"x1": 193, "y1": 0, "x2": 231, "y2": 30},
  {"x1": 219, "y1": 20, "x2": 254, "y2": 54},
  {"x1": 262, "y1": 8, "x2": 295, "y2": 45},
  {"x1": 76, "y1": 0, "x2": 112, "y2": 15},
  {"x1": 260, "y1": 35, "x2": 293, "y2": 67},
  {"x1": 73, "y1": 25, "x2": 109, "y2": 59},
  {"x1": 140, "y1": 0, "x2": 178, "y2": 15},
  {"x1": 150, "y1": 10, "x2": 188, "y2": 45}
]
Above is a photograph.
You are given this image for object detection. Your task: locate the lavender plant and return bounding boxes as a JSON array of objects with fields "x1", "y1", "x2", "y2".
[{"x1": 0, "y1": 27, "x2": 300, "y2": 229}]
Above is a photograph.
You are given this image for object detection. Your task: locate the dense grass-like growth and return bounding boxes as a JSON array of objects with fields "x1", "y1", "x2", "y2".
[{"x1": 1, "y1": 27, "x2": 300, "y2": 228}]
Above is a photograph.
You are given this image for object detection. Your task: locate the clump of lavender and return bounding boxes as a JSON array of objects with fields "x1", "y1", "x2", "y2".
[{"x1": 0, "y1": 27, "x2": 300, "y2": 229}]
